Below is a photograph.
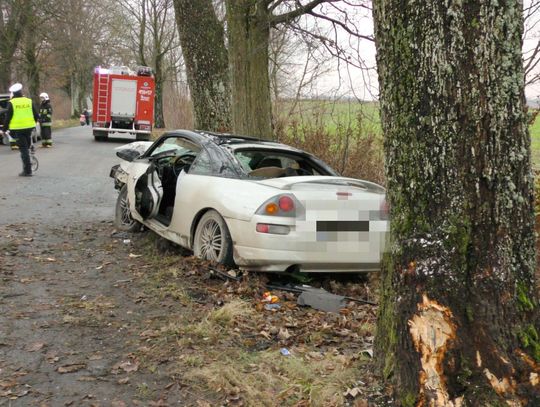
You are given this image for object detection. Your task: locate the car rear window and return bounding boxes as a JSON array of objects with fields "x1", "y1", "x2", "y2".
[{"x1": 234, "y1": 149, "x2": 332, "y2": 178}]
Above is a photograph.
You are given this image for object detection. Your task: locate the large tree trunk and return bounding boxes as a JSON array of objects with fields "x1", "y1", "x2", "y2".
[
  {"x1": 24, "y1": 31, "x2": 40, "y2": 105},
  {"x1": 373, "y1": 1, "x2": 539, "y2": 405},
  {"x1": 174, "y1": 0, "x2": 231, "y2": 132},
  {"x1": 226, "y1": 0, "x2": 273, "y2": 140},
  {"x1": 153, "y1": 54, "x2": 165, "y2": 128}
]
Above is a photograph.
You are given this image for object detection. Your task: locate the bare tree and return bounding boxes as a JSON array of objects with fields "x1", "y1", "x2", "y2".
[
  {"x1": 118, "y1": 0, "x2": 179, "y2": 128},
  {"x1": 0, "y1": 0, "x2": 31, "y2": 90},
  {"x1": 225, "y1": 0, "x2": 372, "y2": 139},
  {"x1": 373, "y1": 0, "x2": 539, "y2": 405}
]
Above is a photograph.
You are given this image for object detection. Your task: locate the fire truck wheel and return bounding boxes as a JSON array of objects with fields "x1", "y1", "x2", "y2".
[{"x1": 93, "y1": 130, "x2": 108, "y2": 142}]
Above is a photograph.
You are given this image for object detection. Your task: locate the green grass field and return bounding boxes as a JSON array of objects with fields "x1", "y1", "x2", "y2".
[
  {"x1": 280, "y1": 99, "x2": 540, "y2": 169},
  {"x1": 275, "y1": 99, "x2": 381, "y2": 135}
]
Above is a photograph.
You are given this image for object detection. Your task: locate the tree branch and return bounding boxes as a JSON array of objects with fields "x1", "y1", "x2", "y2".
[{"x1": 270, "y1": 0, "x2": 339, "y2": 26}]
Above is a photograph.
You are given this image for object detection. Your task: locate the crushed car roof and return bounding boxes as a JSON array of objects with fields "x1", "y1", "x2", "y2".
[{"x1": 166, "y1": 129, "x2": 304, "y2": 152}]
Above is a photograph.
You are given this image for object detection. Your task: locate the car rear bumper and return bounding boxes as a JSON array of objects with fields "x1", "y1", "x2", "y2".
[{"x1": 227, "y1": 217, "x2": 387, "y2": 272}]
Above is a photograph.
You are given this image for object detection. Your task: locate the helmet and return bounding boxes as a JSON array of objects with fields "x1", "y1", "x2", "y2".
[
  {"x1": 39, "y1": 92, "x2": 49, "y2": 100},
  {"x1": 9, "y1": 83, "x2": 22, "y2": 93}
]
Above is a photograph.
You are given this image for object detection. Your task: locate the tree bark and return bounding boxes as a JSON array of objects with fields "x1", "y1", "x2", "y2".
[
  {"x1": 153, "y1": 54, "x2": 165, "y2": 128},
  {"x1": 174, "y1": 0, "x2": 231, "y2": 132},
  {"x1": 23, "y1": 29, "x2": 40, "y2": 104},
  {"x1": 226, "y1": 0, "x2": 273, "y2": 139},
  {"x1": 373, "y1": 1, "x2": 540, "y2": 405}
]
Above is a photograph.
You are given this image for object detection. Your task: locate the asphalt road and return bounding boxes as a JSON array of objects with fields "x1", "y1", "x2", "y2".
[{"x1": 0, "y1": 126, "x2": 136, "y2": 225}]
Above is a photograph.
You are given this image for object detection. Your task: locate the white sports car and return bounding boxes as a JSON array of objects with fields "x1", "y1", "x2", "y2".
[{"x1": 110, "y1": 130, "x2": 388, "y2": 273}]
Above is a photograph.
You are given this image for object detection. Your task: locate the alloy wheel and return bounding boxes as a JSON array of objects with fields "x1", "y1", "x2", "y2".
[{"x1": 198, "y1": 219, "x2": 222, "y2": 261}]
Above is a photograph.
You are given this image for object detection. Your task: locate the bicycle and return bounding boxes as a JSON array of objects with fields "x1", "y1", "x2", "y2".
[{"x1": 30, "y1": 143, "x2": 38, "y2": 173}]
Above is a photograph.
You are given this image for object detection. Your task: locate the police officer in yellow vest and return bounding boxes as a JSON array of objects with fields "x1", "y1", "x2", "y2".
[{"x1": 4, "y1": 83, "x2": 39, "y2": 176}]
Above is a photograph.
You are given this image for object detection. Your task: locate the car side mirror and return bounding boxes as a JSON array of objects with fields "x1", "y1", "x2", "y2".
[{"x1": 116, "y1": 149, "x2": 141, "y2": 162}]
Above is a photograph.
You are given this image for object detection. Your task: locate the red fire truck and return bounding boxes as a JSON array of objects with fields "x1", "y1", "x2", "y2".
[{"x1": 92, "y1": 66, "x2": 155, "y2": 141}]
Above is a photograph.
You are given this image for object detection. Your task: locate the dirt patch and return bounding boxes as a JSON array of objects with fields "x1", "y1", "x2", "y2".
[{"x1": 0, "y1": 222, "x2": 387, "y2": 406}]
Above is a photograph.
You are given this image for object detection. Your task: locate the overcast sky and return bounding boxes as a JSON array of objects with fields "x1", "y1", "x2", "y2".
[{"x1": 303, "y1": 1, "x2": 540, "y2": 102}]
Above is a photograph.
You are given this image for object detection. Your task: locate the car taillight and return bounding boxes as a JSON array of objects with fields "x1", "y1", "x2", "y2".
[
  {"x1": 256, "y1": 194, "x2": 300, "y2": 217},
  {"x1": 256, "y1": 223, "x2": 270, "y2": 233},
  {"x1": 256, "y1": 223, "x2": 290, "y2": 235},
  {"x1": 278, "y1": 196, "x2": 294, "y2": 212}
]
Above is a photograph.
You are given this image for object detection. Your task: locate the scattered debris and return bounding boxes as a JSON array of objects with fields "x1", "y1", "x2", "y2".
[
  {"x1": 261, "y1": 292, "x2": 279, "y2": 303},
  {"x1": 280, "y1": 348, "x2": 291, "y2": 357},
  {"x1": 267, "y1": 283, "x2": 377, "y2": 306},
  {"x1": 264, "y1": 303, "x2": 281, "y2": 311},
  {"x1": 297, "y1": 287, "x2": 346, "y2": 313}
]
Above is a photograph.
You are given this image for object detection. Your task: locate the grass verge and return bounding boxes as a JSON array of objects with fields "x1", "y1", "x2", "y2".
[{"x1": 125, "y1": 234, "x2": 383, "y2": 406}]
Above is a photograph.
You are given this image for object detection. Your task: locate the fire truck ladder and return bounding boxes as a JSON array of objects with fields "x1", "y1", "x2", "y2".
[{"x1": 96, "y1": 74, "x2": 109, "y2": 124}]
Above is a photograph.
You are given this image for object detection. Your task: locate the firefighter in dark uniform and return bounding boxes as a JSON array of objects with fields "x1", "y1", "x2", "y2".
[
  {"x1": 4, "y1": 83, "x2": 39, "y2": 176},
  {"x1": 39, "y1": 92, "x2": 53, "y2": 147}
]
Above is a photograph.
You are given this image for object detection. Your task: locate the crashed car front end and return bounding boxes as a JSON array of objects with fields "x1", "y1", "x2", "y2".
[{"x1": 110, "y1": 141, "x2": 154, "y2": 188}]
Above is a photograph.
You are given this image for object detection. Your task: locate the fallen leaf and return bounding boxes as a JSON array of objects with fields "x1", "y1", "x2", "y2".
[
  {"x1": 278, "y1": 328, "x2": 291, "y2": 340},
  {"x1": 25, "y1": 342, "x2": 45, "y2": 352},
  {"x1": 259, "y1": 330, "x2": 271, "y2": 340},
  {"x1": 343, "y1": 387, "x2": 362, "y2": 398},
  {"x1": 307, "y1": 351, "x2": 324, "y2": 361},
  {"x1": 119, "y1": 361, "x2": 139, "y2": 373},
  {"x1": 57, "y1": 363, "x2": 86, "y2": 373},
  {"x1": 0, "y1": 380, "x2": 17, "y2": 388},
  {"x1": 140, "y1": 330, "x2": 160, "y2": 338}
]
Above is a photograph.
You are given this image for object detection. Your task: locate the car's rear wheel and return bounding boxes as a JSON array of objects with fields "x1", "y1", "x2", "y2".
[
  {"x1": 115, "y1": 185, "x2": 141, "y2": 232},
  {"x1": 193, "y1": 210, "x2": 234, "y2": 267}
]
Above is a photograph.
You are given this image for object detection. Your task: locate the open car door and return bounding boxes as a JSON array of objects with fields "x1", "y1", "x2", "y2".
[{"x1": 133, "y1": 161, "x2": 163, "y2": 220}]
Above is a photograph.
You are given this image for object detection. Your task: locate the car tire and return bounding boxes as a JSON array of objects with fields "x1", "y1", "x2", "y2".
[
  {"x1": 115, "y1": 185, "x2": 141, "y2": 232},
  {"x1": 193, "y1": 210, "x2": 235, "y2": 267}
]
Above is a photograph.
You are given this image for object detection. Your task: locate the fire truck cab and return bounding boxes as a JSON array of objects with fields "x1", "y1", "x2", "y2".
[{"x1": 92, "y1": 66, "x2": 155, "y2": 141}]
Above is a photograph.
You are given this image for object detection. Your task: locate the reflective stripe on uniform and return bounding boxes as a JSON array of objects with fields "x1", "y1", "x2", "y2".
[{"x1": 9, "y1": 97, "x2": 35, "y2": 129}]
